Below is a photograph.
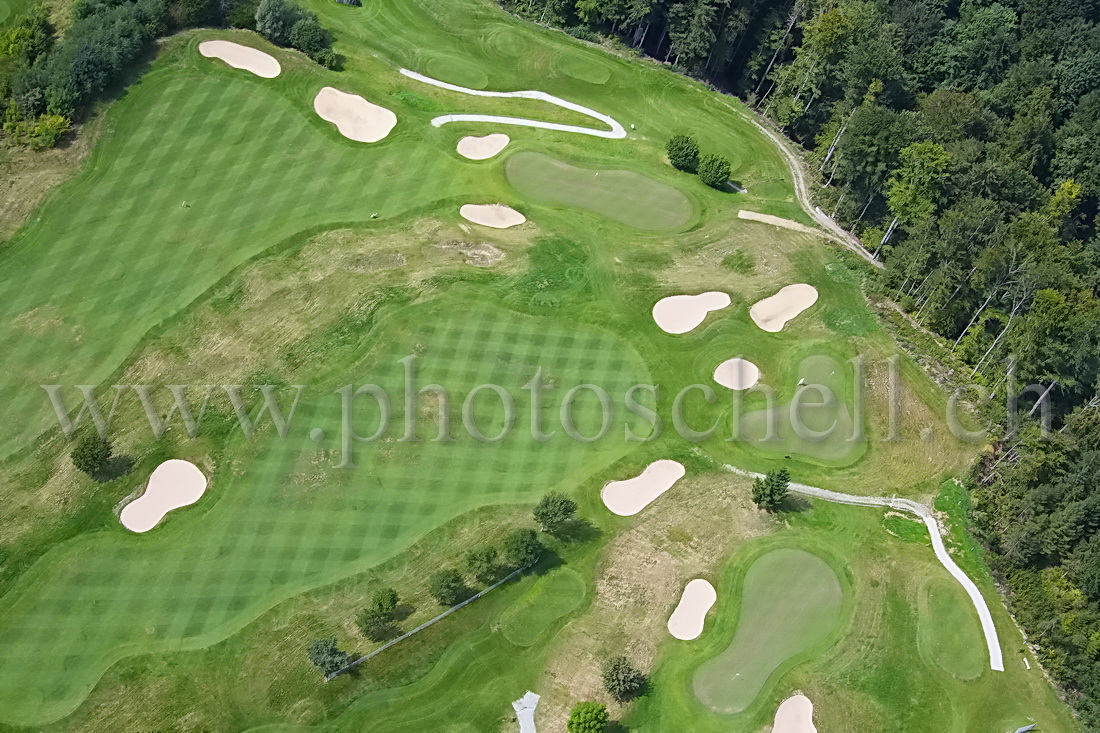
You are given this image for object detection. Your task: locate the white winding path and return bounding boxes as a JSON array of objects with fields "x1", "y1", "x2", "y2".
[
  {"x1": 399, "y1": 70, "x2": 626, "y2": 139},
  {"x1": 724, "y1": 465, "x2": 1004, "y2": 672}
]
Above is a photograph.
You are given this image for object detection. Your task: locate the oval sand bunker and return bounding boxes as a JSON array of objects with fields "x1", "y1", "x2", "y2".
[
  {"x1": 668, "y1": 578, "x2": 717, "y2": 640},
  {"x1": 120, "y1": 460, "x2": 208, "y2": 533},
  {"x1": 199, "y1": 40, "x2": 280, "y2": 78},
  {"x1": 773, "y1": 694, "x2": 817, "y2": 733},
  {"x1": 460, "y1": 204, "x2": 526, "y2": 229},
  {"x1": 652, "y1": 292, "x2": 731, "y2": 334},
  {"x1": 313, "y1": 87, "x2": 397, "y2": 143},
  {"x1": 713, "y1": 358, "x2": 760, "y2": 390},
  {"x1": 601, "y1": 459, "x2": 686, "y2": 516},
  {"x1": 749, "y1": 284, "x2": 819, "y2": 332},
  {"x1": 457, "y1": 133, "x2": 510, "y2": 160}
]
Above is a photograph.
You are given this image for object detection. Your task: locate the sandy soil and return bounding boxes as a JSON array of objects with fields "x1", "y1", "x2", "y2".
[
  {"x1": 313, "y1": 87, "x2": 397, "y2": 143},
  {"x1": 652, "y1": 292, "x2": 731, "y2": 334},
  {"x1": 198, "y1": 41, "x2": 281, "y2": 78},
  {"x1": 601, "y1": 460, "x2": 686, "y2": 516},
  {"x1": 119, "y1": 459, "x2": 208, "y2": 533},
  {"x1": 772, "y1": 694, "x2": 816, "y2": 733},
  {"x1": 713, "y1": 357, "x2": 760, "y2": 390},
  {"x1": 667, "y1": 578, "x2": 717, "y2": 640},
  {"x1": 457, "y1": 133, "x2": 510, "y2": 160},
  {"x1": 459, "y1": 204, "x2": 526, "y2": 228},
  {"x1": 738, "y1": 209, "x2": 818, "y2": 235},
  {"x1": 749, "y1": 284, "x2": 819, "y2": 332}
]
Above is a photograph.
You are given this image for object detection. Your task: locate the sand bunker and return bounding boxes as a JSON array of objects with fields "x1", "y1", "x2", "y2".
[
  {"x1": 601, "y1": 459, "x2": 686, "y2": 516},
  {"x1": 668, "y1": 579, "x2": 717, "y2": 640},
  {"x1": 652, "y1": 292, "x2": 731, "y2": 334},
  {"x1": 750, "y1": 284, "x2": 819, "y2": 332},
  {"x1": 457, "y1": 133, "x2": 510, "y2": 160},
  {"x1": 198, "y1": 40, "x2": 280, "y2": 78},
  {"x1": 738, "y1": 209, "x2": 818, "y2": 235},
  {"x1": 460, "y1": 204, "x2": 526, "y2": 229},
  {"x1": 313, "y1": 87, "x2": 397, "y2": 143},
  {"x1": 773, "y1": 695, "x2": 817, "y2": 733},
  {"x1": 713, "y1": 358, "x2": 761, "y2": 390},
  {"x1": 120, "y1": 460, "x2": 208, "y2": 533}
]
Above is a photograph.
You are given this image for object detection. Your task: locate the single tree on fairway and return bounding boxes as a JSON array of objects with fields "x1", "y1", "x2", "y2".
[
  {"x1": 428, "y1": 568, "x2": 468, "y2": 606},
  {"x1": 70, "y1": 434, "x2": 112, "y2": 479},
  {"x1": 502, "y1": 527, "x2": 542, "y2": 568},
  {"x1": 566, "y1": 701, "x2": 610, "y2": 733},
  {"x1": 601, "y1": 655, "x2": 646, "y2": 701},
  {"x1": 666, "y1": 134, "x2": 700, "y2": 172},
  {"x1": 533, "y1": 491, "x2": 577, "y2": 534},
  {"x1": 465, "y1": 546, "x2": 500, "y2": 585},
  {"x1": 697, "y1": 153, "x2": 731, "y2": 188},
  {"x1": 752, "y1": 468, "x2": 791, "y2": 510},
  {"x1": 306, "y1": 637, "x2": 352, "y2": 677}
]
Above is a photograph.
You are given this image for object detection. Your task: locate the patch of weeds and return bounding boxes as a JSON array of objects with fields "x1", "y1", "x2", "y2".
[
  {"x1": 391, "y1": 90, "x2": 447, "y2": 114},
  {"x1": 721, "y1": 248, "x2": 755, "y2": 274}
]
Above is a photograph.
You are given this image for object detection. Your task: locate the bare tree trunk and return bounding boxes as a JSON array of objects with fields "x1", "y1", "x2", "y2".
[
  {"x1": 971, "y1": 299, "x2": 1024, "y2": 377},
  {"x1": 753, "y1": 5, "x2": 799, "y2": 97},
  {"x1": 954, "y1": 289, "x2": 998, "y2": 349},
  {"x1": 875, "y1": 217, "x2": 899, "y2": 255}
]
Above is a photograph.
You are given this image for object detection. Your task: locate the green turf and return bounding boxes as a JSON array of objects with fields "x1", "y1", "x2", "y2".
[
  {"x1": 692, "y1": 547, "x2": 844, "y2": 713},
  {"x1": 0, "y1": 0, "x2": 1080, "y2": 727},
  {"x1": 499, "y1": 565, "x2": 585, "y2": 647},
  {"x1": 917, "y1": 578, "x2": 986, "y2": 680},
  {"x1": 0, "y1": 297, "x2": 650, "y2": 724},
  {"x1": 503, "y1": 150, "x2": 695, "y2": 230}
]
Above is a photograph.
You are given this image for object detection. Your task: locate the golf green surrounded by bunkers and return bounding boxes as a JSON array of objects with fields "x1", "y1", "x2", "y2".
[
  {"x1": 693, "y1": 548, "x2": 844, "y2": 714},
  {"x1": 0, "y1": 0, "x2": 1082, "y2": 730}
]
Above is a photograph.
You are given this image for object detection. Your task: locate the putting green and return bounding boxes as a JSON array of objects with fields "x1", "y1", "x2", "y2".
[
  {"x1": 504, "y1": 151, "x2": 694, "y2": 230},
  {"x1": 692, "y1": 548, "x2": 844, "y2": 714},
  {"x1": 738, "y1": 354, "x2": 864, "y2": 465},
  {"x1": 500, "y1": 567, "x2": 586, "y2": 647},
  {"x1": 917, "y1": 578, "x2": 986, "y2": 680}
]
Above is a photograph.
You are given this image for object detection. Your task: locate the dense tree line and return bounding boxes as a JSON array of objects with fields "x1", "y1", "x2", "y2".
[
  {"x1": 504, "y1": 0, "x2": 1100, "y2": 417},
  {"x1": 974, "y1": 407, "x2": 1100, "y2": 727},
  {"x1": 0, "y1": 0, "x2": 335, "y2": 148}
]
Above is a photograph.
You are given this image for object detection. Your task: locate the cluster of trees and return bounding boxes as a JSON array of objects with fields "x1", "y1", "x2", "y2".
[
  {"x1": 0, "y1": 0, "x2": 337, "y2": 148},
  {"x1": 666, "y1": 132, "x2": 730, "y2": 188},
  {"x1": 751, "y1": 468, "x2": 790, "y2": 510},
  {"x1": 563, "y1": 654, "x2": 648, "y2": 733},
  {"x1": 973, "y1": 406, "x2": 1100, "y2": 726},
  {"x1": 254, "y1": 0, "x2": 336, "y2": 68},
  {"x1": 428, "y1": 526, "x2": 544, "y2": 605}
]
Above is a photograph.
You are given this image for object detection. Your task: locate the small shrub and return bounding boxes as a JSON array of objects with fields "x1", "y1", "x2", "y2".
[
  {"x1": 533, "y1": 491, "x2": 577, "y2": 534},
  {"x1": 666, "y1": 133, "x2": 699, "y2": 172},
  {"x1": 428, "y1": 568, "x2": 468, "y2": 606},
  {"x1": 501, "y1": 527, "x2": 542, "y2": 568},
  {"x1": 70, "y1": 434, "x2": 112, "y2": 479},
  {"x1": 566, "y1": 701, "x2": 609, "y2": 733},
  {"x1": 697, "y1": 153, "x2": 731, "y2": 188},
  {"x1": 602, "y1": 655, "x2": 646, "y2": 701}
]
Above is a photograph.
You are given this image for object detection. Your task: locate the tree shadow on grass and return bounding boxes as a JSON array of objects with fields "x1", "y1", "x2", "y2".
[
  {"x1": 393, "y1": 604, "x2": 415, "y2": 622},
  {"x1": 608, "y1": 722, "x2": 631, "y2": 733},
  {"x1": 530, "y1": 548, "x2": 564, "y2": 577},
  {"x1": 93, "y1": 455, "x2": 134, "y2": 483},
  {"x1": 552, "y1": 518, "x2": 602, "y2": 544},
  {"x1": 777, "y1": 494, "x2": 813, "y2": 513}
]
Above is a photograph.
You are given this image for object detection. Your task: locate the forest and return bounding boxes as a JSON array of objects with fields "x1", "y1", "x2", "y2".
[{"x1": 501, "y1": 0, "x2": 1100, "y2": 725}]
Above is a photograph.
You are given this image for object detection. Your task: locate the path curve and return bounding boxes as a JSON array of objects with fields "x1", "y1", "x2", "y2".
[
  {"x1": 724, "y1": 465, "x2": 1003, "y2": 671},
  {"x1": 400, "y1": 69, "x2": 626, "y2": 139},
  {"x1": 718, "y1": 101, "x2": 882, "y2": 268}
]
